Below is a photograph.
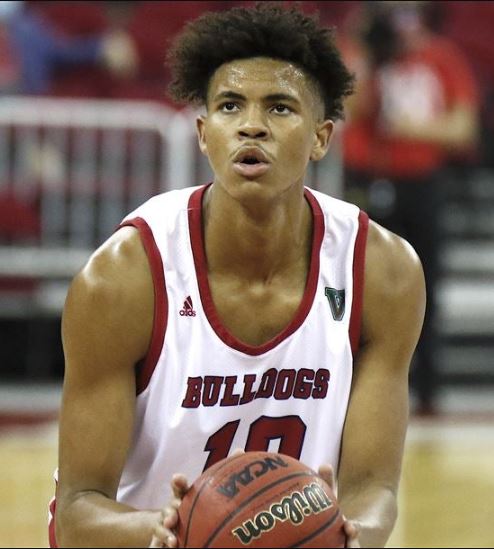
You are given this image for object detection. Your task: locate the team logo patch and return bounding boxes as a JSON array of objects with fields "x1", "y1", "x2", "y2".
[
  {"x1": 324, "y1": 288, "x2": 345, "y2": 321},
  {"x1": 180, "y1": 296, "x2": 196, "y2": 317}
]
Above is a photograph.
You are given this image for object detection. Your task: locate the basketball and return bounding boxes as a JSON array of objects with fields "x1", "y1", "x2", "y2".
[{"x1": 176, "y1": 451, "x2": 346, "y2": 548}]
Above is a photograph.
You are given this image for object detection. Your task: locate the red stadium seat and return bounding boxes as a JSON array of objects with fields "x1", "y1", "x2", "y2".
[
  {"x1": 0, "y1": 191, "x2": 40, "y2": 242},
  {"x1": 27, "y1": 1, "x2": 108, "y2": 37},
  {"x1": 0, "y1": 190, "x2": 40, "y2": 292}
]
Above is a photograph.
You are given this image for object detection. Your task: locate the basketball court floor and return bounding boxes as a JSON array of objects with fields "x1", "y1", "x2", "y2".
[{"x1": 0, "y1": 384, "x2": 492, "y2": 548}]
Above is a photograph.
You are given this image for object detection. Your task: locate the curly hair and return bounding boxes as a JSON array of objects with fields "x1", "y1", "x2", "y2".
[{"x1": 167, "y1": 2, "x2": 355, "y2": 121}]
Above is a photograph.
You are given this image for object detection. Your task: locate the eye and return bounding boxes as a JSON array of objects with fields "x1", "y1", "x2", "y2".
[
  {"x1": 271, "y1": 104, "x2": 291, "y2": 115},
  {"x1": 220, "y1": 102, "x2": 239, "y2": 113}
]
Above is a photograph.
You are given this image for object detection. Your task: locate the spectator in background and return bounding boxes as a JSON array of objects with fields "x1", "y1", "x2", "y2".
[
  {"x1": 5, "y1": 1, "x2": 137, "y2": 97},
  {"x1": 430, "y1": 1, "x2": 494, "y2": 167},
  {"x1": 116, "y1": 1, "x2": 222, "y2": 103},
  {"x1": 4, "y1": 1, "x2": 358, "y2": 104},
  {"x1": 0, "y1": 1, "x2": 21, "y2": 94},
  {"x1": 342, "y1": 1, "x2": 479, "y2": 414},
  {"x1": 5, "y1": 1, "x2": 224, "y2": 103}
]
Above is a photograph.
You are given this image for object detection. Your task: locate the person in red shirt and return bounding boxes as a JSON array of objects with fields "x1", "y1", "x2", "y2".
[
  {"x1": 343, "y1": 2, "x2": 479, "y2": 414},
  {"x1": 0, "y1": 2, "x2": 21, "y2": 94}
]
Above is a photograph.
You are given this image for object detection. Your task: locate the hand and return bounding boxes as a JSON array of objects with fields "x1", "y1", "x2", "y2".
[
  {"x1": 149, "y1": 451, "x2": 244, "y2": 547},
  {"x1": 381, "y1": 113, "x2": 426, "y2": 141},
  {"x1": 318, "y1": 464, "x2": 361, "y2": 548},
  {"x1": 149, "y1": 474, "x2": 189, "y2": 548},
  {"x1": 101, "y1": 31, "x2": 138, "y2": 79}
]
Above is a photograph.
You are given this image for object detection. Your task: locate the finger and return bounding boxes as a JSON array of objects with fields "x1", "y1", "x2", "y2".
[
  {"x1": 149, "y1": 535, "x2": 164, "y2": 548},
  {"x1": 317, "y1": 463, "x2": 335, "y2": 491},
  {"x1": 165, "y1": 534, "x2": 178, "y2": 548},
  {"x1": 155, "y1": 526, "x2": 178, "y2": 549},
  {"x1": 346, "y1": 533, "x2": 360, "y2": 548},
  {"x1": 171, "y1": 474, "x2": 189, "y2": 499},
  {"x1": 343, "y1": 519, "x2": 361, "y2": 548},
  {"x1": 162, "y1": 511, "x2": 178, "y2": 530},
  {"x1": 162, "y1": 508, "x2": 179, "y2": 530},
  {"x1": 149, "y1": 523, "x2": 177, "y2": 548},
  {"x1": 169, "y1": 497, "x2": 182, "y2": 511}
]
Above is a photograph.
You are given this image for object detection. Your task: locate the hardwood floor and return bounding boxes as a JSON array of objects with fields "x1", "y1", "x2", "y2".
[
  {"x1": 388, "y1": 420, "x2": 494, "y2": 548},
  {"x1": 0, "y1": 407, "x2": 493, "y2": 547},
  {"x1": 0, "y1": 423, "x2": 57, "y2": 548}
]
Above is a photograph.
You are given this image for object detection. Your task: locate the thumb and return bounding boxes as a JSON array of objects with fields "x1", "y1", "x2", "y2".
[
  {"x1": 343, "y1": 518, "x2": 361, "y2": 548},
  {"x1": 317, "y1": 463, "x2": 336, "y2": 492}
]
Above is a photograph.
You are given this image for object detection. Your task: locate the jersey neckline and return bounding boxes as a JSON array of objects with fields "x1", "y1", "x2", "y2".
[{"x1": 187, "y1": 184, "x2": 325, "y2": 356}]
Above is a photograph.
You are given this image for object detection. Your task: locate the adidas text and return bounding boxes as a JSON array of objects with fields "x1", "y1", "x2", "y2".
[{"x1": 180, "y1": 309, "x2": 196, "y2": 317}]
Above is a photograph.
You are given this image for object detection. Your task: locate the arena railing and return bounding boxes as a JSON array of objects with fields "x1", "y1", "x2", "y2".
[
  {"x1": 0, "y1": 96, "x2": 342, "y2": 317},
  {"x1": 1, "y1": 97, "x2": 492, "y2": 383}
]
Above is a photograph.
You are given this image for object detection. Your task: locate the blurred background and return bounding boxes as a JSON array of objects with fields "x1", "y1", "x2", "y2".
[{"x1": 0, "y1": 1, "x2": 492, "y2": 547}]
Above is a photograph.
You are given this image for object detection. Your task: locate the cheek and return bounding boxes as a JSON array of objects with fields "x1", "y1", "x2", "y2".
[
  {"x1": 277, "y1": 125, "x2": 314, "y2": 164},
  {"x1": 203, "y1": 124, "x2": 229, "y2": 164}
]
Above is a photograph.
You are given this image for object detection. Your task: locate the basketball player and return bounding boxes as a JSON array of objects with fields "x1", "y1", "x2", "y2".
[{"x1": 51, "y1": 4, "x2": 425, "y2": 548}]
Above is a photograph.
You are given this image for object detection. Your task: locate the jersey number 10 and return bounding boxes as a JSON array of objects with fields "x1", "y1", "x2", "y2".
[{"x1": 203, "y1": 415, "x2": 306, "y2": 471}]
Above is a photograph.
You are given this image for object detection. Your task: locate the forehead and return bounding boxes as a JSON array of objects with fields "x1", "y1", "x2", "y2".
[{"x1": 208, "y1": 57, "x2": 314, "y2": 102}]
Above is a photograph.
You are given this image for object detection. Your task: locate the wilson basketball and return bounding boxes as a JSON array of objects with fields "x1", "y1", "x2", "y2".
[{"x1": 176, "y1": 451, "x2": 346, "y2": 548}]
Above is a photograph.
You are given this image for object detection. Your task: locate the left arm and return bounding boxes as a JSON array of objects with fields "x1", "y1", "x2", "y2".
[
  {"x1": 337, "y1": 221, "x2": 426, "y2": 547},
  {"x1": 387, "y1": 103, "x2": 478, "y2": 149}
]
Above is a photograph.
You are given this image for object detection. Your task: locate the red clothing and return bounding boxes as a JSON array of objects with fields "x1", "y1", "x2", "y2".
[
  {"x1": 0, "y1": 25, "x2": 20, "y2": 92},
  {"x1": 24, "y1": 1, "x2": 114, "y2": 98},
  {"x1": 344, "y1": 35, "x2": 479, "y2": 178}
]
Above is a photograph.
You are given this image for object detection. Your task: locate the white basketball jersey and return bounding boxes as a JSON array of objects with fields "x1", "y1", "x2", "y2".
[{"x1": 116, "y1": 184, "x2": 368, "y2": 510}]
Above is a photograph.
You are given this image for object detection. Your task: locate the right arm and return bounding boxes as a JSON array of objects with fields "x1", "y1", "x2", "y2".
[{"x1": 56, "y1": 227, "x2": 160, "y2": 547}]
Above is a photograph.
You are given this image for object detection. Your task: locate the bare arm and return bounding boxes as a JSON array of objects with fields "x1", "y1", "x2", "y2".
[
  {"x1": 56, "y1": 227, "x2": 160, "y2": 547},
  {"x1": 337, "y1": 221, "x2": 426, "y2": 547},
  {"x1": 386, "y1": 103, "x2": 478, "y2": 149}
]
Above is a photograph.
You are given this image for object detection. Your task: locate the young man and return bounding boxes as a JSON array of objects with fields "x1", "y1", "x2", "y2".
[{"x1": 52, "y1": 4, "x2": 425, "y2": 548}]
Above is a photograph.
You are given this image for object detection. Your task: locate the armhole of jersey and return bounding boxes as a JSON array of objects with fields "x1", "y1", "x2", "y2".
[
  {"x1": 119, "y1": 217, "x2": 168, "y2": 395},
  {"x1": 48, "y1": 469, "x2": 58, "y2": 548},
  {"x1": 48, "y1": 496, "x2": 57, "y2": 548},
  {"x1": 349, "y1": 210, "x2": 369, "y2": 357}
]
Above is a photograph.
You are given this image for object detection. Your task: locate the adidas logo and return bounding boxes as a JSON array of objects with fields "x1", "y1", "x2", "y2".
[{"x1": 180, "y1": 296, "x2": 197, "y2": 317}]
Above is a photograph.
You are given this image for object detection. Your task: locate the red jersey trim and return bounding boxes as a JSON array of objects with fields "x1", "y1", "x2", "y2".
[
  {"x1": 188, "y1": 185, "x2": 325, "y2": 356},
  {"x1": 349, "y1": 210, "x2": 369, "y2": 357},
  {"x1": 119, "y1": 217, "x2": 168, "y2": 394},
  {"x1": 48, "y1": 495, "x2": 57, "y2": 548}
]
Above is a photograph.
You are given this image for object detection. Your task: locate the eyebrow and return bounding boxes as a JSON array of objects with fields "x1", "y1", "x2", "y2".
[{"x1": 212, "y1": 91, "x2": 300, "y2": 104}]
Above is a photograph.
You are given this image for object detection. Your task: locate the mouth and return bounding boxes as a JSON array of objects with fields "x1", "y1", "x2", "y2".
[
  {"x1": 232, "y1": 147, "x2": 271, "y2": 179},
  {"x1": 233, "y1": 147, "x2": 270, "y2": 164},
  {"x1": 241, "y1": 157, "x2": 263, "y2": 165}
]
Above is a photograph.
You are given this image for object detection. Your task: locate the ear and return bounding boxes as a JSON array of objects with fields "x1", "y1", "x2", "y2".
[
  {"x1": 310, "y1": 119, "x2": 334, "y2": 162},
  {"x1": 196, "y1": 115, "x2": 208, "y2": 156}
]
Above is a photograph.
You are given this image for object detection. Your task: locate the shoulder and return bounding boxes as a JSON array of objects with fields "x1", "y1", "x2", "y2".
[
  {"x1": 63, "y1": 226, "x2": 154, "y2": 365},
  {"x1": 70, "y1": 226, "x2": 151, "y2": 305},
  {"x1": 122, "y1": 185, "x2": 204, "y2": 223},
  {"x1": 365, "y1": 220, "x2": 424, "y2": 292},
  {"x1": 362, "y1": 220, "x2": 426, "y2": 349}
]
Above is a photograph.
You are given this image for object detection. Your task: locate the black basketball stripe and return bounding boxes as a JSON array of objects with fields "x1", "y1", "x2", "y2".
[
  {"x1": 290, "y1": 509, "x2": 342, "y2": 548},
  {"x1": 203, "y1": 471, "x2": 320, "y2": 548},
  {"x1": 183, "y1": 453, "x2": 247, "y2": 547}
]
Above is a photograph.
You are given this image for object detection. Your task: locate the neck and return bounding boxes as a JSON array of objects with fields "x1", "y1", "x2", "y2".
[{"x1": 203, "y1": 182, "x2": 313, "y2": 282}]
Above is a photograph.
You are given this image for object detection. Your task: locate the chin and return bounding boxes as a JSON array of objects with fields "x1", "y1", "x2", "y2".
[
  {"x1": 216, "y1": 170, "x2": 296, "y2": 202},
  {"x1": 234, "y1": 177, "x2": 280, "y2": 197},
  {"x1": 238, "y1": 181, "x2": 300, "y2": 213}
]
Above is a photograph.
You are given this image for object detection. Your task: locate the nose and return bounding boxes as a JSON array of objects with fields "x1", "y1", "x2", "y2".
[
  {"x1": 237, "y1": 106, "x2": 269, "y2": 140},
  {"x1": 238, "y1": 126, "x2": 268, "y2": 140}
]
